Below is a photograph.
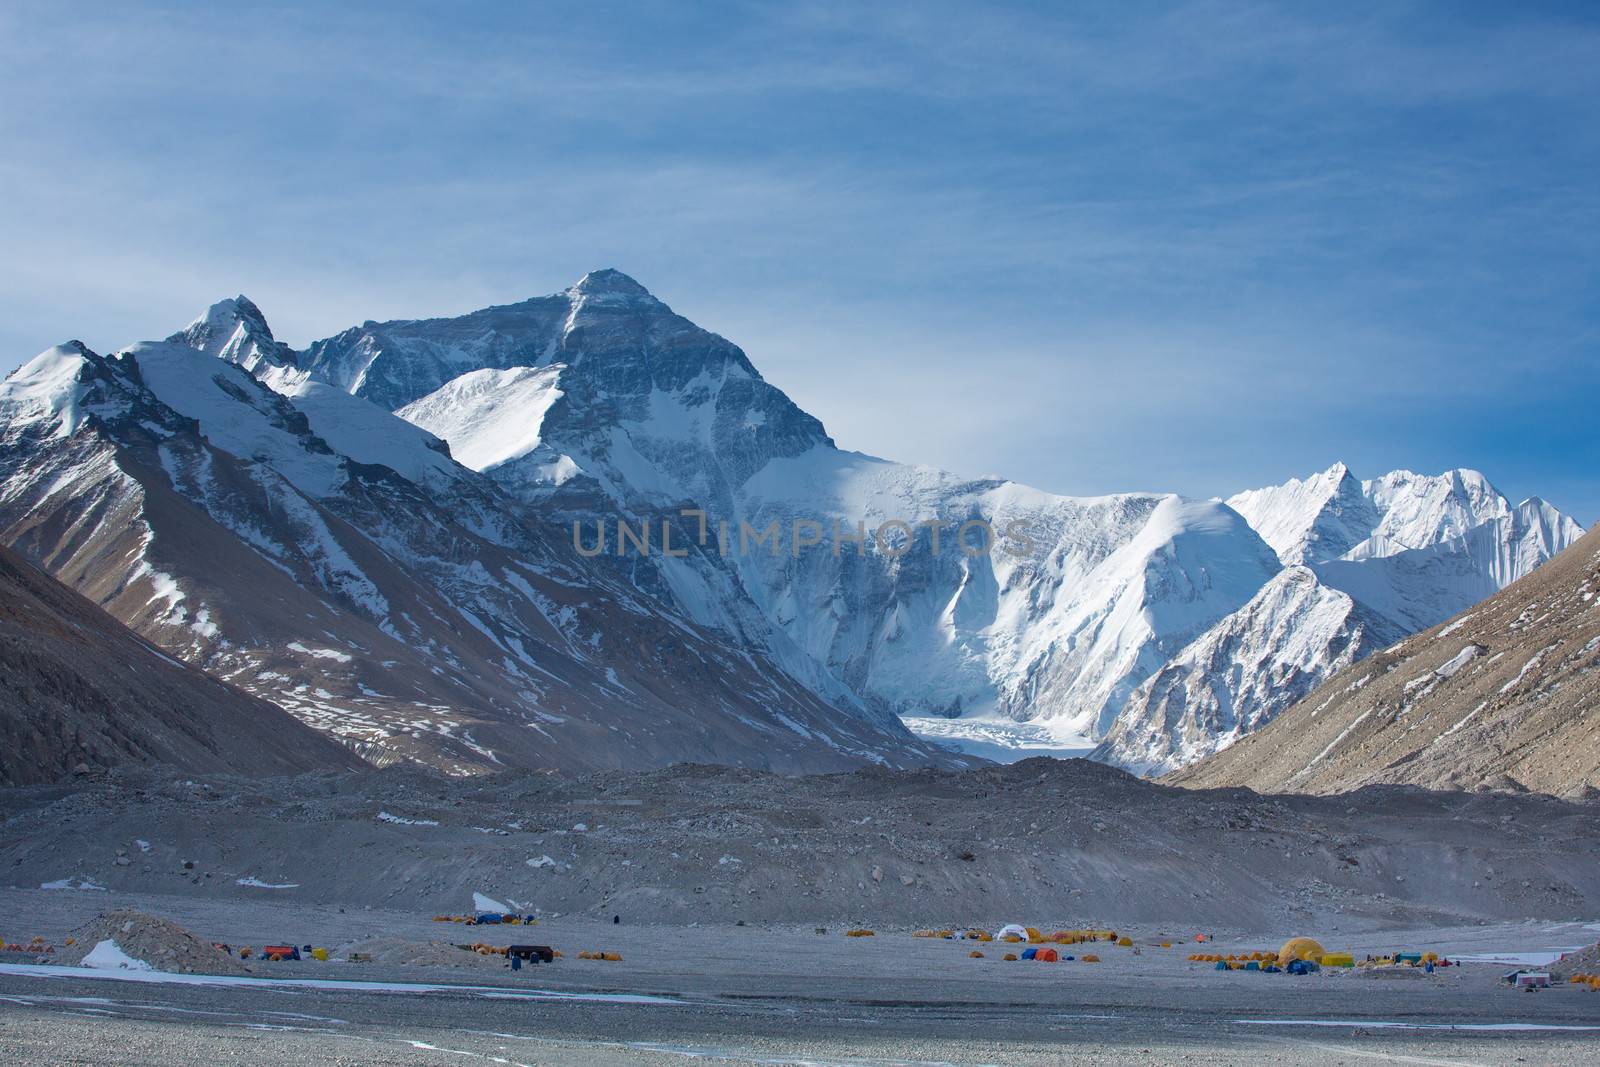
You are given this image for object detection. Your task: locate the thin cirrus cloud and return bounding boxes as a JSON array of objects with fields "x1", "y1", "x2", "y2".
[{"x1": 0, "y1": 1, "x2": 1595, "y2": 520}]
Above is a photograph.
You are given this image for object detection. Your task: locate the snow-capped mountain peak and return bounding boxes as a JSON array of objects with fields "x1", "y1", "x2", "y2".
[
  {"x1": 1224, "y1": 460, "x2": 1377, "y2": 565},
  {"x1": 169, "y1": 295, "x2": 294, "y2": 374},
  {"x1": 0, "y1": 342, "x2": 98, "y2": 439},
  {"x1": 1359, "y1": 467, "x2": 1511, "y2": 553},
  {"x1": 568, "y1": 268, "x2": 657, "y2": 301},
  {"x1": 3, "y1": 312, "x2": 959, "y2": 775}
]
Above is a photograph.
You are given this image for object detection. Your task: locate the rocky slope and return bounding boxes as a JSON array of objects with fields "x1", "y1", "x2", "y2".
[
  {"x1": 0, "y1": 543, "x2": 359, "y2": 785},
  {"x1": 1168, "y1": 524, "x2": 1600, "y2": 795}
]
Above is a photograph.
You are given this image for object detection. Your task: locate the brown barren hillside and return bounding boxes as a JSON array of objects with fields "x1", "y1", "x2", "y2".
[
  {"x1": 0, "y1": 544, "x2": 362, "y2": 785},
  {"x1": 1169, "y1": 524, "x2": 1600, "y2": 796}
]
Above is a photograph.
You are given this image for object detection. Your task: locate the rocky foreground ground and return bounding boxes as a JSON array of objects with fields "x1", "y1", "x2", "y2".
[
  {"x1": 3, "y1": 891, "x2": 1600, "y2": 1066},
  {"x1": 5, "y1": 760, "x2": 1600, "y2": 1063},
  {"x1": 4, "y1": 758, "x2": 1600, "y2": 930}
]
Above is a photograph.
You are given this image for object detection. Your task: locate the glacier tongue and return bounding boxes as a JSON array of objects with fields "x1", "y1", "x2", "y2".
[{"x1": 902, "y1": 716, "x2": 1095, "y2": 763}]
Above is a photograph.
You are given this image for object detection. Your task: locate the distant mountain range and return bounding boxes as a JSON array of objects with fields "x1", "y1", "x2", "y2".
[
  {"x1": 1094, "y1": 464, "x2": 1581, "y2": 772},
  {"x1": 0, "y1": 271, "x2": 1582, "y2": 775},
  {"x1": 1170, "y1": 523, "x2": 1600, "y2": 795}
]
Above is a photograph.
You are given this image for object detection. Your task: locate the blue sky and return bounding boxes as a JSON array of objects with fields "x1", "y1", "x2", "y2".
[{"x1": 2, "y1": 1, "x2": 1596, "y2": 520}]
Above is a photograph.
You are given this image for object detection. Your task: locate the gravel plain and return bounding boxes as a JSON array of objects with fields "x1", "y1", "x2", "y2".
[
  {"x1": 5, "y1": 761, "x2": 1600, "y2": 1063},
  {"x1": 4, "y1": 888, "x2": 1600, "y2": 1065}
]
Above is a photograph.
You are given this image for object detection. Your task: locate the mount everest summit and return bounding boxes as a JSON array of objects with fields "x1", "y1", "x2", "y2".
[{"x1": 0, "y1": 270, "x2": 1583, "y2": 775}]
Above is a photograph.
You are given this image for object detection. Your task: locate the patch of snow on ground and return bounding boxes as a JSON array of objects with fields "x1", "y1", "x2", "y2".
[
  {"x1": 1435, "y1": 644, "x2": 1484, "y2": 679},
  {"x1": 376, "y1": 811, "x2": 439, "y2": 826},
  {"x1": 81, "y1": 940, "x2": 152, "y2": 971},
  {"x1": 473, "y1": 892, "x2": 508, "y2": 912},
  {"x1": 40, "y1": 877, "x2": 107, "y2": 891},
  {"x1": 287, "y1": 641, "x2": 353, "y2": 662},
  {"x1": 236, "y1": 877, "x2": 300, "y2": 889}
]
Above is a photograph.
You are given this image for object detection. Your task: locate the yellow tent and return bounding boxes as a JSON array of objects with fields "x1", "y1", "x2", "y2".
[{"x1": 1277, "y1": 937, "x2": 1325, "y2": 967}]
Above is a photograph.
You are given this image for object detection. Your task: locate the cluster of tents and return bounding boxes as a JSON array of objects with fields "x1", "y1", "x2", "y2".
[
  {"x1": 909, "y1": 925, "x2": 1117, "y2": 943},
  {"x1": 1207, "y1": 937, "x2": 1336, "y2": 973},
  {"x1": 999, "y1": 946, "x2": 1098, "y2": 963},
  {"x1": 1367, "y1": 951, "x2": 1448, "y2": 968},
  {"x1": 905, "y1": 925, "x2": 1135, "y2": 962},
  {"x1": 433, "y1": 912, "x2": 539, "y2": 926},
  {"x1": 995, "y1": 924, "x2": 1123, "y2": 945},
  {"x1": 906, "y1": 925, "x2": 1209, "y2": 956},
  {"x1": 446, "y1": 942, "x2": 558, "y2": 970},
  {"x1": 1198, "y1": 938, "x2": 1451, "y2": 975},
  {"x1": 229, "y1": 944, "x2": 330, "y2": 962}
]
